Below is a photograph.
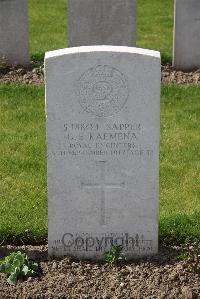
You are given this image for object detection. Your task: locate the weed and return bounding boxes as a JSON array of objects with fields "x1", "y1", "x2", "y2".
[
  {"x1": 38, "y1": 63, "x2": 44, "y2": 75},
  {"x1": 177, "y1": 239, "x2": 200, "y2": 275},
  {"x1": 0, "y1": 56, "x2": 8, "y2": 70},
  {"x1": 105, "y1": 245, "x2": 124, "y2": 264},
  {"x1": 0, "y1": 251, "x2": 38, "y2": 285},
  {"x1": 177, "y1": 251, "x2": 191, "y2": 261}
]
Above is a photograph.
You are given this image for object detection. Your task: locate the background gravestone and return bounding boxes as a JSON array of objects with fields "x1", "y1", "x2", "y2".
[
  {"x1": 173, "y1": 0, "x2": 200, "y2": 70},
  {"x1": 68, "y1": 0, "x2": 136, "y2": 47},
  {"x1": 0, "y1": 0, "x2": 29, "y2": 66},
  {"x1": 45, "y1": 46, "x2": 160, "y2": 260}
]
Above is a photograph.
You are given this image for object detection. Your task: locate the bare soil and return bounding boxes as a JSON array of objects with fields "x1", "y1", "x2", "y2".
[
  {"x1": 0, "y1": 65, "x2": 43, "y2": 86},
  {"x1": 0, "y1": 245, "x2": 199, "y2": 299},
  {"x1": 162, "y1": 66, "x2": 200, "y2": 85},
  {"x1": 0, "y1": 65, "x2": 200, "y2": 86}
]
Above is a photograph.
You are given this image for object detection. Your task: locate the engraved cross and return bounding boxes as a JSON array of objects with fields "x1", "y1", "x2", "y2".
[{"x1": 81, "y1": 161, "x2": 125, "y2": 225}]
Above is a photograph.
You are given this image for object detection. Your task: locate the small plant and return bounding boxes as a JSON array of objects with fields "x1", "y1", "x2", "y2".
[
  {"x1": 177, "y1": 239, "x2": 200, "y2": 275},
  {"x1": 105, "y1": 245, "x2": 124, "y2": 264},
  {"x1": 38, "y1": 63, "x2": 44, "y2": 75},
  {"x1": 177, "y1": 251, "x2": 192, "y2": 261},
  {"x1": 36, "y1": 63, "x2": 44, "y2": 75},
  {"x1": 0, "y1": 56, "x2": 8, "y2": 70},
  {"x1": 0, "y1": 251, "x2": 38, "y2": 285},
  {"x1": 178, "y1": 240, "x2": 200, "y2": 262}
]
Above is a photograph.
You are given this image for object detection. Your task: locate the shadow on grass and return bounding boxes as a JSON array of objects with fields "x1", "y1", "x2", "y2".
[
  {"x1": 0, "y1": 233, "x2": 47, "y2": 247},
  {"x1": 0, "y1": 245, "x2": 48, "y2": 262},
  {"x1": 0, "y1": 244, "x2": 186, "y2": 267},
  {"x1": 31, "y1": 53, "x2": 45, "y2": 65},
  {"x1": 161, "y1": 53, "x2": 172, "y2": 65},
  {"x1": 1, "y1": 213, "x2": 200, "y2": 248}
]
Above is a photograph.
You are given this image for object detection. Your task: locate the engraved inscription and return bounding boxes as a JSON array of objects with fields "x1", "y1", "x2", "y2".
[
  {"x1": 76, "y1": 65, "x2": 129, "y2": 117},
  {"x1": 51, "y1": 233, "x2": 153, "y2": 254},
  {"x1": 48, "y1": 122, "x2": 154, "y2": 159},
  {"x1": 81, "y1": 161, "x2": 125, "y2": 225}
]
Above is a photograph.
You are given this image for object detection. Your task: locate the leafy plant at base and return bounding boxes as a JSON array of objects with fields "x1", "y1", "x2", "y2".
[
  {"x1": 0, "y1": 56, "x2": 8, "y2": 70},
  {"x1": 0, "y1": 251, "x2": 38, "y2": 285},
  {"x1": 38, "y1": 63, "x2": 44, "y2": 75},
  {"x1": 105, "y1": 245, "x2": 125, "y2": 264}
]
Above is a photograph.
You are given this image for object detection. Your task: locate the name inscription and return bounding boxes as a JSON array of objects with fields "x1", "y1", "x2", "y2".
[{"x1": 49, "y1": 122, "x2": 154, "y2": 159}]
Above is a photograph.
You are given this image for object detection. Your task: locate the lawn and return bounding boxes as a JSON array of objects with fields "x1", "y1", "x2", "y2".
[
  {"x1": 137, "y1": 0, "x2": 173, "y2": 64},
  {"x1": 0, "y1": 0, "x2": 199, "y2": 247},
  {"x1": 0, "y1": 85, "x2": 47, "y2": 244},
  {"x1": 0, "y1": 84, "x2": 199, "y2": 245},
  {"x1": 160, "y1": 86, "x2": 200, "y2": 244},
  {"x1": 29, "y1": 0, "x2": 67, "y2": 63},
  {"x1": 29, "y1": 0, "x2": 174, "y2": 64}
]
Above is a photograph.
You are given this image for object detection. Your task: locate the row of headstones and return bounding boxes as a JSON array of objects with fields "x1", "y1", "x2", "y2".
[
  {"x1": 0, "y1": 1, "x2": 197, "y2": 261},
  {"x1": 0, "y1": 0, "x2": 200, "y2": 70}
]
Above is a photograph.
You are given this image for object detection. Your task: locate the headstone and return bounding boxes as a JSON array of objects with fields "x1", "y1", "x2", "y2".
[
  {"x1": 45, "y1": 46, "x2": 161, "y2": 260},
  {"x1": 68, "y1": 0, "x2": 136, "y2": 47},
  {"x1": 173, "y1": 0, "x2": 200, "y2": 70},
  {"x1": 0, "y1": 0, "x2": 29, "y2": 66}
]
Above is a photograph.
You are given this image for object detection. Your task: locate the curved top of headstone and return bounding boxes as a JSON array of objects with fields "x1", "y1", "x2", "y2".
[{"x1": 45, "y1": 46, "x2": 160, "y2": 61}]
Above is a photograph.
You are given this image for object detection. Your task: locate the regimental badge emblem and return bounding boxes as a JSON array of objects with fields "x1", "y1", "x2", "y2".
[{"x1": 76, "y1": 65, "x2": 129, "y2": 117}]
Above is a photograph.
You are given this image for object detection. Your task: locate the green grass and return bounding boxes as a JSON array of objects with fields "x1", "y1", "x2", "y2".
[
  {"x1": 0, "y1": 85, "x2": 47, "y2": 244},
  {"x1": 0, "y1": 84, "x2": 199, "y2": 245},
  {"x1": 28, "y1": 0, "x2": 173, "y2": 64},
  {"x1": 29, "y1": 0, "x2": 67, "y2": 63},
  {"x1": 160, "y1": 86, "x2": 200, "y2": 244},
  {"x1": 137, "y1": 0, "x2": 173, "y2": 64}
]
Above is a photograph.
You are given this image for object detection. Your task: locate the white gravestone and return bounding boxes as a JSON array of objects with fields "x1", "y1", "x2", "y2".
[
  {"x1": 68, "y1": 0, "x2": 136, "y2": 47},
  {"x1": 45, "y1": 46, "x2": 161, "y2": 260},
  {"x1": 0, "y1": 0, "x2": 29, "y2": 66},
  {"x1": 173, "y1": 0, "x2": 200, "y2": 70}
]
